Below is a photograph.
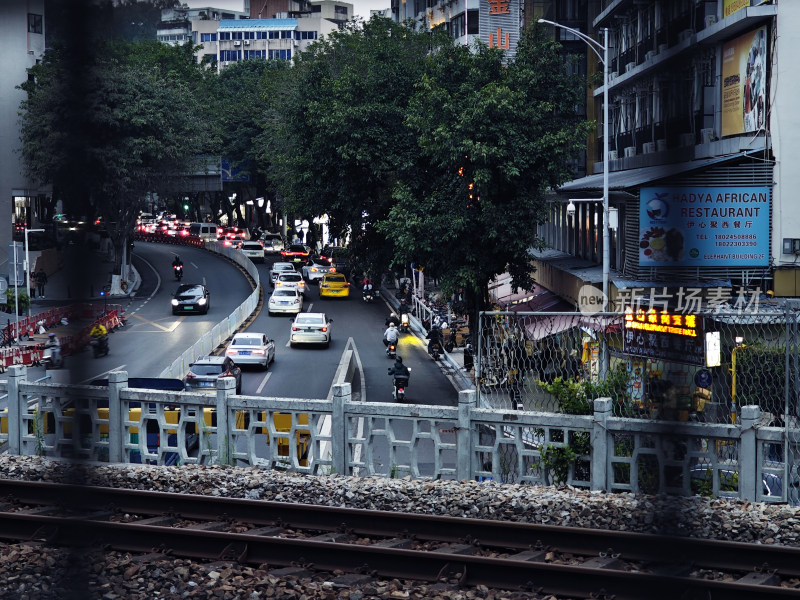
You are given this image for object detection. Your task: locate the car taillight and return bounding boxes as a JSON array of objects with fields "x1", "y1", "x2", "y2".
[
  {"x1": 330, "y1": 267, "x2": 336, "y2": 272},
  {"x1": 292, "y1": 326, "x2": 298, "y2": 331},
  {"x1": 321, "y1": 327, "x2": 328, "y2": 332},
  {"x1": 226, "y1": 349, "x2": 235, "y2": 355},
  {"x1": 186, "y1": 372, "x2": 196, "y2": 379},
  {"x1": 252, "y1": 349, "x2": 265, "y2": 355},
  {"x1": 310, "y1": 268, "x2": 318, "y2": 272}
]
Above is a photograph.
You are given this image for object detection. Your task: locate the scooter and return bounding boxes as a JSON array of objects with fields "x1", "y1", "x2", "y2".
[
  {"x1": 42, "y1": 346, "x2": 64, "y2": 369},
  {"x1": 362, "y1": 284, "x2": 374, "y2": 302},
  {"x1": 428, "y1": 341, "x2": 442, "y2": 361},
  {"x1": 400, "y1": 312, "x2": 410, "y2": 333},
  {"x1": 388, "y1": 368, "x2": 410, "y2": 402},
  {"x1": 174, "y1": 264, "x2": 183, "y2": 281},
  {"x1": 386, "y1": 341, "x2": 397, "y2": 359},
  {"x1": 90, "y1": 335, "x2": 109, "y2": 358}
]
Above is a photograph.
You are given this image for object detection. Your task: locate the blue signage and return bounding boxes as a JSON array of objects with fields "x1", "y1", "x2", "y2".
[
  {"x1": 639, "y1": 186, "x2": 770, "y2": 267},
  {"x1": 221, "y1": 159, "x2": 250, "y2": 183}
]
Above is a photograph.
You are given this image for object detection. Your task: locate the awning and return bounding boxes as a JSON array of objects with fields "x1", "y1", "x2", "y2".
[{"x1": 556, "y1": 152, "x2": 759, "y2": 194}]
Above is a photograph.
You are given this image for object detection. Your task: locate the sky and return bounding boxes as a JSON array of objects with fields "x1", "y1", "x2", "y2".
[{"x1": 349, "y1": 0, "x2": 391, "y2": 21}]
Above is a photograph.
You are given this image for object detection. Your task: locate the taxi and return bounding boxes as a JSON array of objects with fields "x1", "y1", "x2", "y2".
[{"x1": 319, "y1": 272, "x2": 350, "y2": 299}]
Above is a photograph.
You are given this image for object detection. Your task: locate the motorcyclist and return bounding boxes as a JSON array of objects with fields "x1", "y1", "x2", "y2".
[
  {"x1": 385, "y1": 312, "x2": 399, "y2": 328},
  {"x1": 172, "y1": 255, "x2": 183, "y2": 269},
  {"x1": 426, "y1": 324, "x2": 443, "y2": 355},
  {"x1": 44, "y1": 332, "x2": 63, "y2": 368},
  {"x1": 388, "y1": 356, "x2": 410, "y2": 380},
  {"x1": 362, "y1": 274, "x2": 374, "y2": 298},
  {"x1": 383, "y1": 322, "x2": 399, "y2": 348},
  {"x1": 90, "y1": 323, "x2": 108, "y2": 339},
  {"x1": 45, "y1": 332, "x2": 61, "y2": 349},
  {"x1": 398, "y1": 298, "x2": 410, "y2": 315}
]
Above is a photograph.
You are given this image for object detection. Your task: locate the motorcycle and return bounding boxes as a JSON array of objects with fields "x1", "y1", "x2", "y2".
[
  {"x1": 42, "y1": 346, "x2": 64, "y2": 369},
  {"x1": 386, "y1": 341, "x2": 397, "y2": 359},
  {"x1": 362, "y1": 283, "x2": 374, "y2": 302},
  {"x1": 428, "y1": 341, "x2": 442, "y2": 361},
  {"x1": 400, "y1": 312, "x2": 410, "y2": 333},
  {"x1": 388, "y1": 368, "x2": 410, "y2": 402},
  {"x1": 174, "y1": 264, "x2": 183, "y2": 281},
  {"x1": 90, "y1": 335, "x2": 109, "y2": 358}
]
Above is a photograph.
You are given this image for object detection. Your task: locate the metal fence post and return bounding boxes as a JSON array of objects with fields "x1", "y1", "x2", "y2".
[
  {"x1": 216, "y1": 377, "x2": 236, "y2": 465},
  {"x1": 456, "y1": 389, "x2": 476, "y2": 481},
  {"x1": 592, "y1": 397, "x2": 612, "y2": 492},
  {"x1": 107, "y1": 370, "x2": 128, "y2": 463},
  {"x1": 332, "y1": 382, "x2": 350, "y2": 476},
  {"x1": 7, "y1": 365, "x2": 26, "y2": 455},
  {"x1": 739, "y1": 404, "x2": 760, "y2": 501}
]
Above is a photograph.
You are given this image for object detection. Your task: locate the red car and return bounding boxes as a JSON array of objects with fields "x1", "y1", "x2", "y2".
[{"x1": 280, "y1": 244, "x2": 310, "y2": 264}]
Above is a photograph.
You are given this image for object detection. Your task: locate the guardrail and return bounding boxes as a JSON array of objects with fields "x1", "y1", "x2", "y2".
[{"x1": 158, "y1": 240, "x2": 260, "y2": 380}]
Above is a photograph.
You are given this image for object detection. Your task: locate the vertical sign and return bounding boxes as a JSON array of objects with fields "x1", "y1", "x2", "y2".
[
  {"x1": 721, "y1": 26, "x2": 767, "y2": 137},
  {"x1": 479, "y1": 0, "x2": 521, "y2": 62}
]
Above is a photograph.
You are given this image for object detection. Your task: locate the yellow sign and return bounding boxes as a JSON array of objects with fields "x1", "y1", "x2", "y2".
[
  {"x1": 625, "y1": 309, "x2": 698, "y2": 337},
  {"x1": 723, "y1": 0, "x2": 750, "y2": 19}
]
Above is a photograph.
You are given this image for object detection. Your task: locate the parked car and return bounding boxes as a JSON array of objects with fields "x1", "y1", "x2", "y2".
[
  {"x1": 319, "y1": 272, "x2": 350, "y2": 299},
  {"x1": 281, "y1": 244, "x2": 311, "y2": 265},
  {"x1": 183, "y1": 355, "x2": 241, "y2": 393},
  {"x1": 275, "y1": 271, "x2": 307, "y2": 297},
  {"x1": 270, "y1": 262, "x2": 297, "y2": 287},
  {"x1": 268, "y1": 287, "x2": 304, "y2": 316},
  {"x1": 260, "y1": 233, "x2": 284, "y2": 254},
  {"x1": 301, "y1": 256, "x2": 335, "y2": 283},
  {"x1": 224, "y1": 332, "x2": 275, "y2": 370},
  {"x1": 290, "y1": 312, "x2": 332, "y2": 347},
  {"x1": 240, "y1": 240, "x2": 265, "y2": 263},
  {"x1": 172, "y1": 284, "x2": 210, "y2": 315}
]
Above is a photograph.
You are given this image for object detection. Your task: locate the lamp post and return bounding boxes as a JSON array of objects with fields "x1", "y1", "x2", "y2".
[
  {"x1": 539, "y1": 19, "x2": 610, "y2": 313},
  {"x1": 24, "y1": 228, "x2": 45, "y2": 315}
]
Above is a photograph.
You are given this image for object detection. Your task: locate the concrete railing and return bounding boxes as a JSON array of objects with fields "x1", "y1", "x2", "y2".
[{"x1": 1, "y1": 365, "x2": 795, "y2": 505}]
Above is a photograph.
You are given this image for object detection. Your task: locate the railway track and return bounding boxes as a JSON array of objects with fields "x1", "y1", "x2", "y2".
[{"x1": 1, "y1": 479, "x2": 799, "y2": 599}]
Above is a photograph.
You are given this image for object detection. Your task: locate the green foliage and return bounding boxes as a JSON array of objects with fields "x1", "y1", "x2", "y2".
[
  {"x1": 691, "y1": 468, "x2": 739, "y2": 497},
  {"x1": 5, "y1": 290, "x2": 31, "y2": 313},
  {"x1": 539, "y1": 364, "x2": 632, "y2": 415},
  {"x1": 734, "y1": 342, "x2": 794, "y2": 415},
  {"x1": 535, "y1": 444, "x2": 578, "y2": 486}
]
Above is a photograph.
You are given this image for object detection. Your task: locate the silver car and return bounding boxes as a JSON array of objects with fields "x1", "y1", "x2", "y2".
[
  {"x1": 275, "y1": 271, "x2": 308, "y2": 297},
  {"x1": 240, "y1": 241, "x2": 265, "y2": 263},
  {"x1": 268, "y1": 287, "x2": 304, "y2": 316},
  {"x1": 260, "y1": 233, "x2": 284, "y2": 254},
  {"x1": 224, "y1": 333, "x2": 276, "y2": 370},
  {"x1": 270, "y1": 262, "x2": 296, "y2": 287},
  {"x1": 290, "y1": 312, "x2": 332, "y2": 348}
]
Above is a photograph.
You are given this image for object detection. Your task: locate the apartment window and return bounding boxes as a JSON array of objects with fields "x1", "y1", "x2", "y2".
[
  {"x1": 298, "y1": 31, "x2": 317, "y2": 40},
  {"x1": 244, "y1": 31, "x2": 255, "y2": 39},
  {"x1": 269, "y1": 49, "x2": 291, "y2": 60},
  {"x1": 268, "y1": 31, "x2": 280, "y2": 39},
  {"x1": 220, "y1": 49, "x2": 241, "y2": 62},
  {"x1": 335, "y1": 5, "x2": 348, "y2": 16},
  {"x1": 450, "y1": 12, "x2": 465, "y2": 38},
  {"x1": 28, "y1": 13, "x2": 43, "y2": 34},
  {"x1": 232, "y1": 31, "x2": 243, "y2": 40},
  {"x1": 245, "y1": 50, "x2": 265, "y2": 59},
  {"x1": 220, "y1": 31, "x2": 231, "y2": 40},
  {"x1": 201, "y1": 33, "x2": 218, "y2": 42},
  {"x1": 467, "y1": 9, "x2": 479, "y2": 34}
]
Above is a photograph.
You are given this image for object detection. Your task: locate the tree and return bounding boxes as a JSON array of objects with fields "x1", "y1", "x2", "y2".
[
  {"x1": 381, "y1": 25, "x2": 593, "y2": 311},
  {"x1": 19, "y1": 40, "x2": 206, "y2": 282},
  {"x1": 266, "y1": 16, "x2": 450, "y2": 277}
]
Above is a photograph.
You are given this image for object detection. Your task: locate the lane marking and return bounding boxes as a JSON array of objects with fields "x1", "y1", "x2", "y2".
[
  {"x1": 255, "y1": 372, "x2": 272, "y2": 394},
  {"x1": 128, "y1": 313, "x2": 185, "y2": 332},
  {"x1": 80, "y1": 365, "x2": 127, "y2": 384},
  {"x1": 126, "y1": 252, "x2": 161, "y2": 317}
]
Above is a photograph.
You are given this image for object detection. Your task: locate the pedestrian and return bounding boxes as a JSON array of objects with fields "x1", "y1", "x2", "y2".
[{"x1": 35, "y1": 270, "x2": 47, "y2": 298}]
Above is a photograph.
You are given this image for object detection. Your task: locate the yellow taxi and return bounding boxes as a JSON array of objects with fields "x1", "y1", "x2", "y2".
[{"x1": 319, "y1": 272, "x2": 350, "y2": 299}]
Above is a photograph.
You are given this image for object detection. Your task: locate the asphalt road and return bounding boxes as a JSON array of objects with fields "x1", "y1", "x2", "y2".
[{"x1": 42, "y1": 242, "x2": 458, "y2": 408}]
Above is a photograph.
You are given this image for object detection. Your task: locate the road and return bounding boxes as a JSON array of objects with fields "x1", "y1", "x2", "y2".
[{"x1": 42, "y1": 242, "x2": 458, "y2": 408}]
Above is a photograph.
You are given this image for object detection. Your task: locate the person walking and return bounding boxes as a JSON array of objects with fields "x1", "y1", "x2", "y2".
[{"x1": 35, "y1": 270, "x2": 48, "y2": 298}]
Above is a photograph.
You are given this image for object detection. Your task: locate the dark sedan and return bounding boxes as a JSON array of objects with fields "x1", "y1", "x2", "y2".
[
  {"x1": 280, "y1": 244, "x2": 311, "y2": 264},
  {"x1": 183, "y1": 355, "x2": 241, "y2": 393},
  {"x1": 172, "y1": 284, "x2": 210, "y2": 315}
]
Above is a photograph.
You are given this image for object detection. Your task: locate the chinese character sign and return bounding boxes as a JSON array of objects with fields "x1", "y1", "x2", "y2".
[
  {"x1": 624, "y1": 310, "x2": 706, "y2": 365},
  {"x1": 480, "y1": 0, "x2": 520, "y2": 61},
  {"x1": 639, "y1": 186, "x2": 770, "y2": 267}
]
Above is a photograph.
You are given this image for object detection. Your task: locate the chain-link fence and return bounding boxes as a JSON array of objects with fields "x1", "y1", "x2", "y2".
[{"x1": 476, "y1": 308, "x2": 800, "y2": 505}]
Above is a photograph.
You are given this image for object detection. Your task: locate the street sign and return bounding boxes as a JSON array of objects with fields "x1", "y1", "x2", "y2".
[{"x1": 6, "y1": 242, "x2": 23, "y2": 286}]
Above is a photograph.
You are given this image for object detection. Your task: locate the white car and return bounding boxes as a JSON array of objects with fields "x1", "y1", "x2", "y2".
[
  {"x1": 268, "y1": 287, "x2": 303, "y2": 316},
  {"x1": 260, "y1": 233, "x2": 284, "y2": 254},
  {"x1": 301, "y1": 257, "x2": 335, "y2": 283},
  {"x1": 270, "y1": 262, "x2": 296, "y2": 287},
  {"x1": 224, "y1": 332, "x2": 276, "y2": 370},
  {"x1": 240, "y1": 241, "x2": 265, "y2": 263},
  {"x1": 275, "y1": 271, "x2": 307, "y2": 297},
  {"x1": 290, "y1": 312, "x2": 332, "y2": 347}
]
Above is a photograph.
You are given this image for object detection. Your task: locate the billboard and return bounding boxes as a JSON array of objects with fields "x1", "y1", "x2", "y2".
[
  {"x1": 721, "y1": 26, "x2": 767, "y2": 137},
  {"x1": 624, "y1": 310, "x2": 705, "y2": 365},
  {"x1": 639, "y1": 186, "x2": 770, "y2": 267},
  {"x1": 479, "y1": 0, "x2": 521, "y2": 62},
  {"x1": 723, "y1": 0, "x2": 750, "y2": 19}
]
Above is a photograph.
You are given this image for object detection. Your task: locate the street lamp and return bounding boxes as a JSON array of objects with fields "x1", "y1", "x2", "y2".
[
  {"x1": 539, "y1": 19, "x2": 610, "y2": 313},
  {"x1": 24, "y1": 228, "x2": 45, "y2": 314}
]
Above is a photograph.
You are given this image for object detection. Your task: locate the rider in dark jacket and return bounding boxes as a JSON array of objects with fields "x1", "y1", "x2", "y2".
[
  {"x1": 426, "y1": 325, "x2": 443, "y2": 354},
  {"x1": 388, "y1": 356, "x2": 410, "y2": 379}
]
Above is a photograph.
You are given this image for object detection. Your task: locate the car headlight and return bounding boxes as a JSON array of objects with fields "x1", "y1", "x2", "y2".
[
  {"x1": 171, "y1": 299, "x2": 179, "y2": 306},
  {"x1": 198, "y1": 298, "x2": 207, "y2": 305}
]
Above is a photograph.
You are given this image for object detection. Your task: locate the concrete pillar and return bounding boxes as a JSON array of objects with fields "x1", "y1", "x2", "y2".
[
  {"x1": 216, "y1": 377, "x2": 236, "y2": 465},
  {"x1": 6, "y1": 365, "x2": 26, "y2": 455},
  {"x1": 456, "y1": 389, "x2": 477, "y2": 481},
  {"x1": 331, "y1": 382, "x2": 350, "y2": 476},
  {"x1": 592, "y1": 397, "x2": 612, "y2": 491},
  {"x1": 107, "y1": 370, "x2": 128, "y2": 463},
  {"x1": 739, "y1": 404, "x2": 760, "y2": 501}
]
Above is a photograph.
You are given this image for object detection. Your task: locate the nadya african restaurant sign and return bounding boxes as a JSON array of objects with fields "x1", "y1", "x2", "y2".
[{"x1": 639, "y1": 186, "x2": 770, "y2": 267}]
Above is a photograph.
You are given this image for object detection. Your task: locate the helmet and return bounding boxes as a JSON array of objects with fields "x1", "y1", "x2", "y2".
[
  {"x1": 400, "y1": 298, "x2": 406, "y2": 303},
  {"x1": 396, "y1": 356, "x2": 403, "y2": 363},
  {"x1": 48, "y1": 332, "x2": 56, "y2": 338}
]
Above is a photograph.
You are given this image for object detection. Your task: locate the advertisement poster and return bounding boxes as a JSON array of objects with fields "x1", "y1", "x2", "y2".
[
  {"x1": 639, "y1": 186, "x2": 770, "y2": 267},
  {"x1": 721, "y1": 26, "x2": 767, "y2": 137}
]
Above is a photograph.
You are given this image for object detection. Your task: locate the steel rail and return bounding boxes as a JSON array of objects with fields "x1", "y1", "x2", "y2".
[
  {"x1": 2, "y1": 479, "x2": 799, "y2": 577},
  {"x1": 1, "y1": 511, "x2": 798, "y2": 600}
]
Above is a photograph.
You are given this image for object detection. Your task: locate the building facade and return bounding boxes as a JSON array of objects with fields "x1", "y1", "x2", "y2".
[
  {"x1": 535, "y1": 0, "x2": 791, "y2": 308},
  {"x1": 0, "y1": 1, "x2": 48, "y2": 273}
]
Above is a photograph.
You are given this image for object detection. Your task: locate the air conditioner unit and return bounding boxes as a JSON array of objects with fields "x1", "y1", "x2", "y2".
[
  {"x1": 233, "y1": 40, "x2": 241, "y2": 46},
  {"x1": 658, "y1": 43, "x2": 668, "y2": 54},
  {"x1": 608, "y1": 71, "x2": 618, "y2": 81},
  {"x1": 680, "y1": 132, "x2": 696, "y2": 146},
  {"x1": 625, "y1": 61, "x2": 636, "y2": 73},
  {"x1": 782, "y1": 238, "x2": 800, "y2": 255},
  {"x1": 244, "y1": 40, "x2": 250, "y2": 45},
  {"x1": 645, "y1": 50, "x2": 656, "y2": 61},
  {"x1": 679, "y1": 29, "x2": 694, "y2": 42},
  {"x1": 624, "y1": 146, "x2": 637, "y2": 158},
  {"x1": 704, "y1": 15, "x2": 717, "y2": 28},
  {"x1": 656, "y1": 139, "x2": 668, "y2": 152},
  {"x1": 700, "y1": 128, "x2": 716, "y2": 144},
  {"x1": 642, "y1": 142, "x2": 656, "y2": 154},
  {"x1": 608, "y1": 150, "x2": 618, "y2": 161}
]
